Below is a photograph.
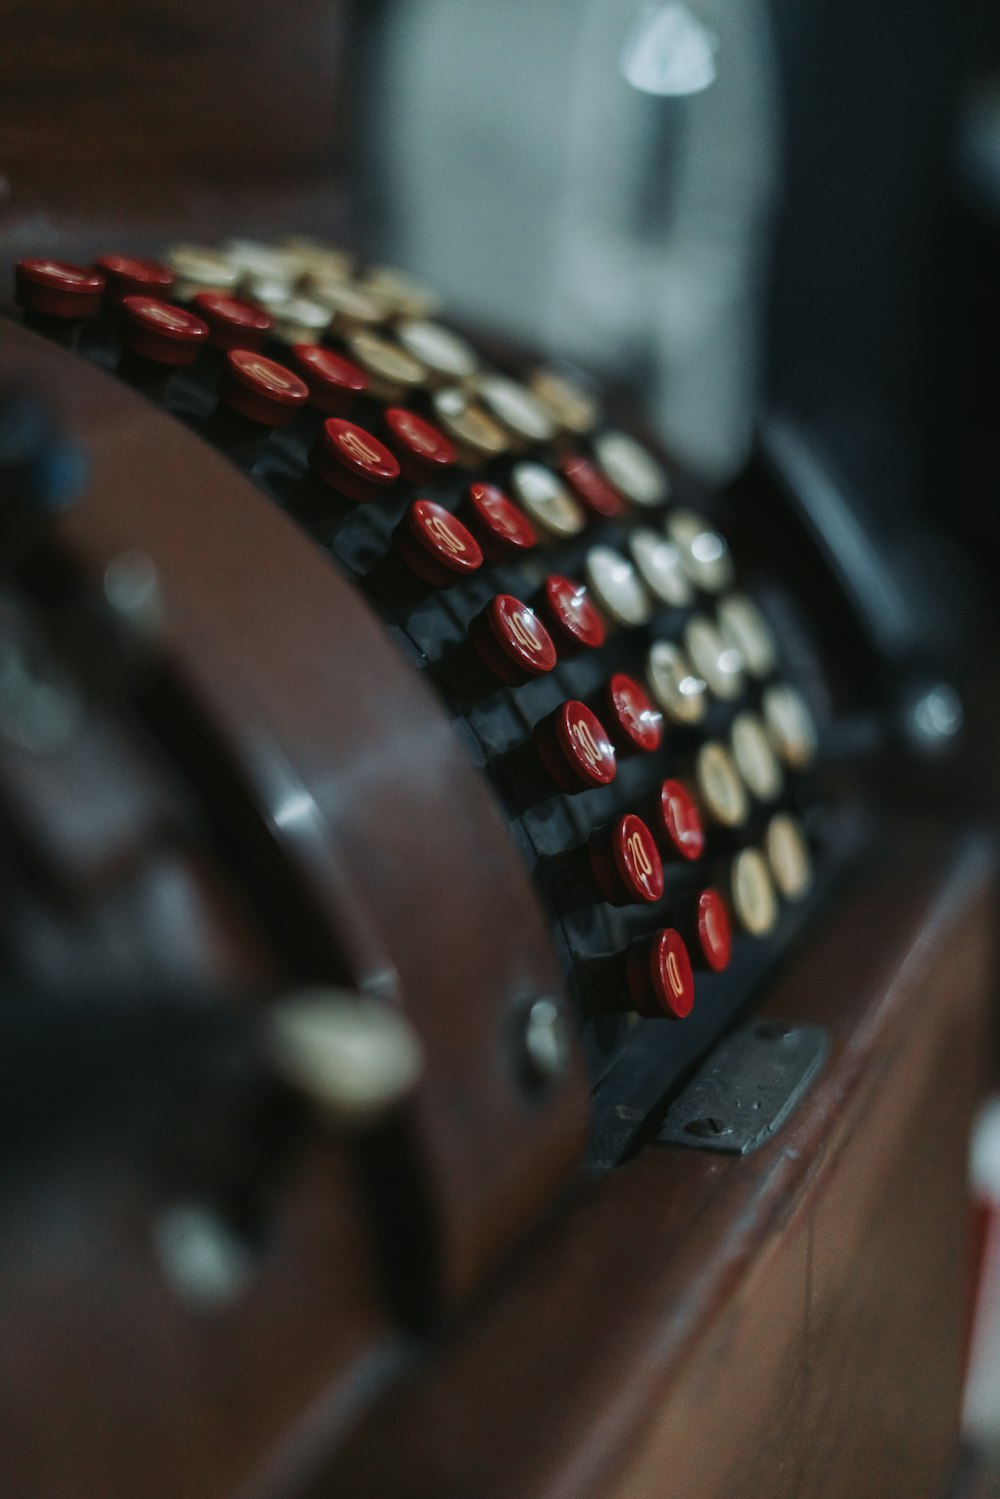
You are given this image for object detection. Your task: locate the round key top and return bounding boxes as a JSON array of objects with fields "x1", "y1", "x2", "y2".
[
  {"x1": 383, "y1": 408, "x2": 457, "y2": 482},
  {"x1": 192, "y1": 293, "x2": 272, "y2": 352},
  {"x1": 461, "y1": 483, "x2": 537, "y2": 560},
  {"x1": 763, "y1": 683, "x2": 819, "y2": 769},
  {"x1": 533, "y1": 701, "x2": 617, "y2": 794},
  {"x1": 167, "y1": 245, "x2": 240, "y2": 301},
  {"x1": 361, "y1": 265, "x2": 440, "y2": 319},
  {"x1": 347, "y1": 332, "x2": 427, "y2": 401},
  {"x1": 218, "y1": 350, "x2": 309, "y2": 427},
  {"x1": 626, "y1": 928, "x2": 695, "y2": 1019},
  {"x1": 530, "y1": 369, "x2": 598, "y2": 435},
  {"x1": 432, "y1": 388, "x2": 511, "y2": 464},
  {"x1": 511, "y1": 463, "x2": 586, "y2": 538},
  {"x1": 313, "y1": 281, "x2": 385, "y2": 332},
  {"x1": 560, "y1": 454, "x2": 626, "y2": 518},
  {"x1": 629, "y1": 529, "x2": 693, "y2": 608},
  {"x1": 119, "y1": 296, "x2": 208, "y2": 366},
  {"x1": 667, "y1": 509, "x2": 734, "y2": 593},
  {"x1": 765, "y1": 813, "x2": 813, "y2": 900},
  {"x1": 392, "y1": 500, "x2": 483, "y2": 588},
  {"x1": 310, "y1": 418, "x2": 400, "y2": 502},
  {"x1": 652, "y1": 778, "x2": 705, "y2": 862},
  {"x1": 730, "y1": 711, "x2": 784, "y2": 802},
  {"x1": 589, "y1": 814, "x2": 664, "y2": 906},
  {"x1": 468, "y1": 595, "x2": 557, "y2": 686},
  {"x1": 694, "y1": 888, "x2": 732, "y2": 972},
  {"x1": 536, "y1": 575, "x2": 606, "y2": 655},
  {"x1": 477, "y1": 375, "x2": 557, "y2": 444},
  {"x1": 685, "y1": 615, "x2": 745, "y2": 701},
  {"x1": 645, "y1": 641, "x2": 707, "y2": 725},
  {"x1": 96, "y1": 255, "x2": 174, "y2": 303},
  {"x1": 718, "y1": 592, "x2": 777, "y2": 679},
  {"x1": 695, "y1": 742, "x2": 749, "y2": 828},
  {"x1": 594, "y1": 430, "x2": 669, "y2": 508},
  {"x1": 595, "y1": 673, "x2": 663, "y2": 756},
  {"x1": 16, "y1": 259, "x2": 105, "y2": 319},
  {"x1": 397, "y1": 320, "x2": 479, "y2": 381},
  {"x1": 585, "y1": 545, "x2": 653, "y2": 628},
  {"x1": 292, "y1": 345, "x2": 368, "y2": 414},
  {"x1": 269, "y1": 297, "x2": 331, "y2": 346},
  {"x1": 730, "y1": 847, "x2": 779, "y2": 936}
]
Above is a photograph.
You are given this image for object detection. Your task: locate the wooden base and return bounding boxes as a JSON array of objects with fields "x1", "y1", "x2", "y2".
[{"x1": 318, "y1": 823, "x2": 996, "y2": 1499}]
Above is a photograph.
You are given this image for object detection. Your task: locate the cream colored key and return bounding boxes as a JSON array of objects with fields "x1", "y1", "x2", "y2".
[
  {"x1": 730, "y1": 712, "x2": 784, "y2": 802},
  {"x1": 763, "y1": 683, "x2": 818, "y2": 769},
  {"x1": 645, "y1": 641, "x2": 707, "y2": 725},
  {"x1": 167, "y1": 246, "x2": 239, "y2": 301},
  {"x1": 222, "y1": 239, "x2": 301, "y2": 283},
  {"x1": 510, "y1": 463, "x2": 586, "y2": 538},
  {"x1": 696, "y1": 742, "x2": 749, "y2": 828},
  {"x1": 629, "y1": 529, "x2": 694, "y2": 608},
  {"x1": 360, "y1": 266, "x2": 441, "y2": 320},
  {"x1": 667, "y1": 510, "x2": 735, "y2": 593},
  {"x1": 594, "y1": 430, "x2": 669, "y2": 508},
  {"x1": 529, "y1": 368, "x2": 598, "y2": 435},
  {"x1": 397, "y1": 320, "x2": 479, "y2": 382},
  {"x1": 311, "y1": 281, "x2": 385, "y2": 332},
  {"x1": 346, "y1": 331, "x2": 427, "y2": 401},
  {"x1": 685, "y1": 615, "x2": 745, "y2": 701},
  {"x1": 269, "y1": 297, "x2": 332, "y2": 346},
  {"x1": 765, "y1": 813, "x2": 812, "y2": 900},
  {"x1": 730, "y1": 847, "x2": 779, "y2": 936},
  {"x1": 282, "y1": 238, "x2": 354, "y2": 284},
  {"x1": 432, "y1": 388, "x2": 511, "y2": 465},
  {"x1": 478, "y1": 376, "x2": 557, "y2": 445},
  {"x1": 583, "y1": 546, "x2": 653, "y2": 628},
  {"x1": 242, "y1": 275, "x2": 294, "y2": 312},
  {"x1": 718, "y1": 593, "x2": 777, "y2": 680}
]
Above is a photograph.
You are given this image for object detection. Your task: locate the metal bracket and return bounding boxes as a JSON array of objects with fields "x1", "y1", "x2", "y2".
[{"x1": 656, "y1": 1021, "x2": 827, "y2": 1155}]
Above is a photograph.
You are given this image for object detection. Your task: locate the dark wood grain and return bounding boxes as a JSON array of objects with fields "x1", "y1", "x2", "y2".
[{"x1": 316, "y1": 823, "x2": 995, "y2": 1499}]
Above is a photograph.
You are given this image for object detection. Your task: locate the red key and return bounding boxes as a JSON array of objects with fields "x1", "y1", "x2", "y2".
[
  {"x1": 533, "y1": 701, "x2": 617, "y2": 794},
  {"x1": 626, "y1": 928, "x2": 695, "y2": 1018},
  {"x1": 393, "y1": 500, "x2": 483, "y2": 587},
  {"x1": 461, "y1": 482, "x2": 537, "y2": 560},
  {"x1": 16, "y1": 259, "x2": 104, "y2": 320},
  {"x1": 589, "y1": 814, "x2": 664, "y2": 906},
  {"x1": 310, "y1": 418, "x2": 400, "y2": 502},
  {"x1": 218, "y1": 351, "x2": 309, "y2": 427},
  {"x1": 193, "y1": 293, "x2": 272, "y2": 352},
  {"x1": 468, "y1": 595, "x2": 557, "y2": 686}
]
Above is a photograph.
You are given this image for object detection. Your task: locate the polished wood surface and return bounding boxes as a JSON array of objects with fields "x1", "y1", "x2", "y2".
[{"x1": 320, "y1": 824, "x2": 995, "y2": 1499}]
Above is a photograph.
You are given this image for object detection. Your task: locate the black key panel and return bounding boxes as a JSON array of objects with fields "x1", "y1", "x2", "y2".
[{"x1": 11, "y1": 246, "x2": 868, "y2": 1165}]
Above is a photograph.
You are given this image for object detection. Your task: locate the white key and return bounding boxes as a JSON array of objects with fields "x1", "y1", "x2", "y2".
[
  {"x1": 763, "y1": 683, "x2": 818, "y2": 769},
  {"x1": 584, "y1": 545, "x2": 653, "y2": 628},
  {"x1": 765, "y1": 813, "x2": 812, "y2": 900},
  {"x1": 730, "y1": 712, "x2": 784, "y2": 802},
  {"x1": 667, "y1": 509, "x2": 734, "y2": 593},
  {"x1": 730, "y1": 847, "x2": 779, "y2": 936},
  {"x1": 695, "y1": 742, "x2": 749, "y2": 828},
  {"x1": 594, "y1": 430, "x2": 669, "y2": 507},
  {"x1": 718, "y1": 593, "x2": 777, "y2": 679},
  {"x1": 510, "y1": 463, "x2": 586, "y2": 537},
  {"x1": 685, "y1": 615, "x2": 745, "y2": 701},
  {"x1": 645, "y1": 641, "x2": 707, "y2": 725},
  {"x1": 629, "y1": 529, "x2": 693, "y2": 608}
]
